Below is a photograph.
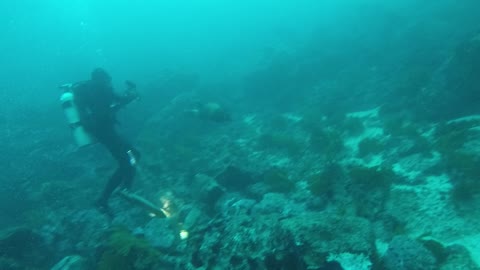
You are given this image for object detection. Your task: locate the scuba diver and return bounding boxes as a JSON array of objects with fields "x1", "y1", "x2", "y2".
[{"x1": 63, "y1": 68, "x2": 140, "y2": 216}]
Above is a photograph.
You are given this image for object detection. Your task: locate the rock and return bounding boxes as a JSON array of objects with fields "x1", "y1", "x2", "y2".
[
  {"x1": 39, "y1": 209, "x2": 110, "y2": 255},
  {"x1": 190, "y1": 209, "x2": 374, "y2": 269},
  {"x1": 50, "y1": 255, "x2": 87, "y2": 270},
  {"x1": 280, "y1": 212, "x2": 374, "y2": 269},
  {"x1": 215, "y1": 165, "x2": 258, "y2": 190},
  {"x1": 193, "y1": 174, "x2": 225, "y2": 206},
  {"x1": 183, "y1": 207, "x2": 204, "y2": 231},
  {"x1": 251, "y1": 193, "x2": 305, "y2": 217},
  {"x1": 327, "y1": 252, "x2": 372, "y2": 270},
  {"x1": 217, "y1": 196, "x2": 257, "y2": 216},
  {"x1": 425, "y1": 32, "x2": 480, "y2": 120},
  {"x1": 0, "y1": 227, "x2": 53, "y2": 269},
  {"x1": 192, "y1": 213, "x2": 304, "y2": 269},
  {"x1": 383, "y1": 236, "x2": 436, "y2": 270},
  {"x1": 440, "y1": 244, "x2": 480, "y2": 270},
  {"x1": 143, "y1": 218, "x2": 176, "y2": 249}
]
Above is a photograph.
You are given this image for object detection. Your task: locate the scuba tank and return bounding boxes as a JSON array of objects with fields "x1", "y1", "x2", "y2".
[{"x1": 59, "y1": 84, "x2": 95, "y2": 147}]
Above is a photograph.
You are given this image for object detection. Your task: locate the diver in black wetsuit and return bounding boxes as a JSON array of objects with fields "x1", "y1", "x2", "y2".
[{"x1": 73, "y1": 68, "x2": 139, "y2": 214}]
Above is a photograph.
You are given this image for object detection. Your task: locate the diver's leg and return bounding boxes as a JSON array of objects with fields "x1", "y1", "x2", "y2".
[
  {"x1": 94, "y1": 126, "x2": 128, "y2": 205},
  {"x1": 102, "y1": 130, "x2": 138, "y2": 192},
  {"x1": 120, "y1": 146, "x2": 140, "y2": 190},
  {"x1": 97, "y1": 168, "x2": 123, "y2": 206},
  {"x1": 120, "y1": 162, "x2": 136, "y2": 190},
  {"x1": 94, "y1": 125, "x2": 139, "y2": 207}
]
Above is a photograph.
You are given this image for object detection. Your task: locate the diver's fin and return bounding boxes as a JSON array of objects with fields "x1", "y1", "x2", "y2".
[{"x1": 117, "y1": 190, "x2": 167, "y2": 218}]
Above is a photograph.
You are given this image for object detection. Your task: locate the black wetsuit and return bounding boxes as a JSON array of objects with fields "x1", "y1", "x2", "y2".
[{"x1": 73, "y1": 80, "x2": 139, "y2": 206}]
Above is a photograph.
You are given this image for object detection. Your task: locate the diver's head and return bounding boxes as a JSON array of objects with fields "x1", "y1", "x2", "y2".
[{"x1": 91, "y1": 68, "x2": 112, "y2": 86}]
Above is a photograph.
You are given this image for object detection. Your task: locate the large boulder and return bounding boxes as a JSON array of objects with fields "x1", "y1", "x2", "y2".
[
  {"x1": 383, "y1": 236, "x2": 436, "y2": 270},
  {"x1": 280, "y1": 212, "x2": 375, "y2": 268},
  {"x1": 425, "y1": 32, "x2": 480, "y2": 120},
  {"x1": 0, "y1": 227, "x2": 54, "y2": 269}
]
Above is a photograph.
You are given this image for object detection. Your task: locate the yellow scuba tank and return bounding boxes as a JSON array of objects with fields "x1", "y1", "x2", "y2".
[{"x1": 60, "y1": 84, "x2": 95, "y2": 147}]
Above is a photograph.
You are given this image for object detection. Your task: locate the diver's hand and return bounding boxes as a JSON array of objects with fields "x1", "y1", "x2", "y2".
[
  {"x1": 124, "y1": 89, "x2": 139, "y2": 103},
  {"x1": 124, "y1": 80, "x2": 139, "y2": 102},
  {"x1": 111, "y1": 89, "x2": 139, "y2": 111},
  {"x1": 125, "y1": 80, "x2": 136, "y2": 90}
]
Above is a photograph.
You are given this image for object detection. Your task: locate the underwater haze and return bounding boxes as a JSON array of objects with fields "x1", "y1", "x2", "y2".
[
  {"x1": 2, "y1": 1, "x2": 324, "y2": 95},
  {"x1": 2, "y1": 0, "x2": 480, "y2": 269},
  {"x1": 1, "y1": 0, "x2": 476, "y2": 100}
]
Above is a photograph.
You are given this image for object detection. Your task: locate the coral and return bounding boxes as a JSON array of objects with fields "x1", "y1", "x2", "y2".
[{"x1": 382, "y1": 236, "x2": 437, "y2": 270}]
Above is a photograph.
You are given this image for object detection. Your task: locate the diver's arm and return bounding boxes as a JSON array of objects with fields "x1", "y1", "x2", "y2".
[{"x1": 111, "y1": 81, "x2": 139, "y2": 111}]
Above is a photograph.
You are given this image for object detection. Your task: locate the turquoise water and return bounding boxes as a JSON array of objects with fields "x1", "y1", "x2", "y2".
[{"x1": 1, "y1": 1, "x2": 480, "y2": 269}]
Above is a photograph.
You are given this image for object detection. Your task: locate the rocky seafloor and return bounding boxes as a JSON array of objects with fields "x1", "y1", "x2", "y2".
[
  {"x1": 2, "y1": 28, "x2": 480, "y2": 270},
  {"x1": 4, "y1": 102, "x2": 480, "y2": 270}
]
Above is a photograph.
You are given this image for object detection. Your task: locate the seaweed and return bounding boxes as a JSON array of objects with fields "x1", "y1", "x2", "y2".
[
  {"x1": 357, "y1": 138, "x2": 385, "y2": 157},
  {"x1": 215, "y1": 165, "x2": 257, "y2": 190},
  {"x1": 97, "y1": 227, "x2": 162, "y2": 270},
  {"x1": 348, "y1": 165, "x2": 395, "y2": 191},
  {"x1": 443, "y1": 152, "x2": 480, "y2": 204},
  {"x1": 451, "y1": 179, "x2": 480, "y2": 203},
  {"x1": 258, "y1": 132, "x2": 306, "y2": 156},
  {"x1": 433, "y1": 120, "x2": 479, "y2": 154},
  {"x1": 340, "y1": 116, "x2": 365, "y2": 136},
  {"x1": 309, "y1": 129, "x2": 345, "y2": 161},
  {"x1": 418, "y1": 238, "x2": 448, "y2": 265},
  {"x1": 308, "y1": 164, "x2": 343, "y2": 198},
  {"x1": 432, "y1": 121, "x2": 480, "y2": 203},
  {"x1": 263, "y1": 168, "x2": 296, "y2": 194}
]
